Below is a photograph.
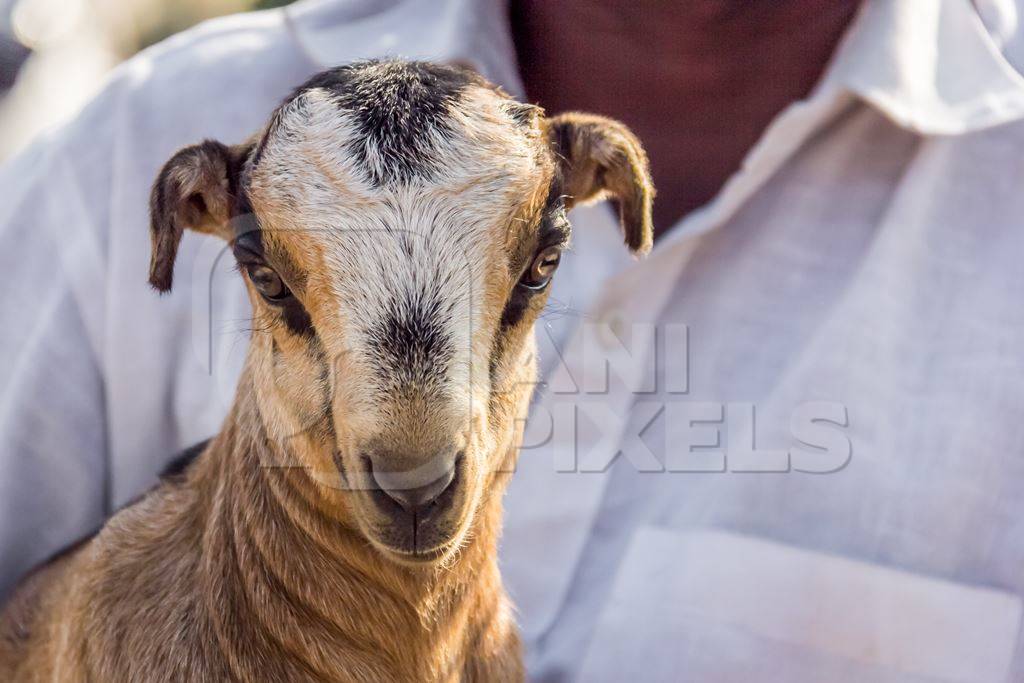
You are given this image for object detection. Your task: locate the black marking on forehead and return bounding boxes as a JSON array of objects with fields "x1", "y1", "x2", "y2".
[
  {"x1": 284, "y1": 59, "x2": 484, "y2": 187},
  {"x1": 367, "y1": 295, "x2": 455, "y2": 392}
]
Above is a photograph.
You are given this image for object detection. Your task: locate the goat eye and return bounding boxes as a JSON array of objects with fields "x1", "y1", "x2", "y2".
[
  {"x1": 246, "y1": 264, "x2": 289, "y2": 301},
  {"x1": 521, "y1": 246, "x2": 562, "y2": 290}
]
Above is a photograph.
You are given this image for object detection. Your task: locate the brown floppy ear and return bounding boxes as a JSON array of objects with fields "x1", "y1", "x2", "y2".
[
  {"x1": 148, "y1": 140, "x2": 250, "y2": 292},
  {"x1": 546, "y1": 112, "x2": 655, "y2": 255}
]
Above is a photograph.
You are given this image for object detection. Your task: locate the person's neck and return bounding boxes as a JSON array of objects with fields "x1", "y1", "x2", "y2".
[
  {"x1": 193, "y1": 369, "x2": 508, "y2": 681},
  {"x1": 511, "y1": 0, "x2": 862, "y2": 236}
]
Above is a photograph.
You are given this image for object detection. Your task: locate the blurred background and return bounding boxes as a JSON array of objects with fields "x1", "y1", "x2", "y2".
[{"x1": 0, "y1": 0, "x2": 294, "y2": 162}]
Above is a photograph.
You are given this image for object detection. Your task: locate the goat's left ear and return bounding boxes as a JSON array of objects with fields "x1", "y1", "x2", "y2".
[
  {"x1": 546, "y1": 112, "x2": 655, "y2": 255},
  {"x1": 148, "y1": 140, "x2": 250, "y2": 292}
]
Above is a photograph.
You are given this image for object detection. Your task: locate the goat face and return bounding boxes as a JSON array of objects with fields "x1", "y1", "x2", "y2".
[{"x1": 148, "y1": 60, "x2": 653, "y2": 566}]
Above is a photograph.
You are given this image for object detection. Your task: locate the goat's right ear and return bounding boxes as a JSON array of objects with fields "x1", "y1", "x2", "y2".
[{"x1": 148, "y1": 140, "x2": 249, "y2": 292}]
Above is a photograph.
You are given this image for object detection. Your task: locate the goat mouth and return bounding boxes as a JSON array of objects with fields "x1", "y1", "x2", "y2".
[
  {"x1": 380, "y1": 472, "x2": 466, "y2": 558},
  {"x1": 377, "y1": 504, "x2": 468, "y2": 559},
  {"x1": 384, "y1": 543, "x2": 452, "y2": 565},
  {"x1": 365, "y1": 506, "x2": 466, "y2": 565}
]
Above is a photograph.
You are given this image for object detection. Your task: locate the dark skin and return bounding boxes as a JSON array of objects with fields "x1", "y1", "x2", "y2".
[{"x1": 511, "y1": 0, "x2": 863, "y2": 236}]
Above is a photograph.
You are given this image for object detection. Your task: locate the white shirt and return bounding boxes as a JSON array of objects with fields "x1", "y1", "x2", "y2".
[{"x1": 3, "y1": 1, "x2": 1024, "y2": 680}]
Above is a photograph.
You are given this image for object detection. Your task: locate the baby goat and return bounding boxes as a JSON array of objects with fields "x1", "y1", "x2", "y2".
[{"x1": 0, "y1": 59, "x2": 653, "y2": 682}]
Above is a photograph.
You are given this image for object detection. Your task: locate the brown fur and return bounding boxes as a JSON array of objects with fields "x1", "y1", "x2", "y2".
[
  {"x1": 1, "y1": 372, "x2": 525, "y2": 682},
  {"x1": 0, "y1": 62, "x2": 652, "y2": 682}
]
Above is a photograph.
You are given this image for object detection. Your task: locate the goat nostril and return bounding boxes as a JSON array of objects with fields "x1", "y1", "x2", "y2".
[{"x1": 368, "y1": 456, "x2": 458, "y2": 515}]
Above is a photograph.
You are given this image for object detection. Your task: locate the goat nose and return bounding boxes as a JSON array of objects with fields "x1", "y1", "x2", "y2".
[{"x1": 368, "y1": 456, "x2": 458, "y2": 515}]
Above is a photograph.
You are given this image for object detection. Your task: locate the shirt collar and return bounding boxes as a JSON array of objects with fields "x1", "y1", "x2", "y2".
[
  {"x1": 287, "y1": 0, "x2": 1024, "y2": 137},
  {"x1": 821, "y1": 0, "x2": 1024, "y2": 135},
  {"x1": 284, "y1": 0, "x2": 523, "y2": 96}
]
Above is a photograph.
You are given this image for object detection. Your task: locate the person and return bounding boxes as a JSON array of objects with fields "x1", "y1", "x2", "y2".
[{"x1": 3, "y1": 0, "x2": 1024, "y2": 680}]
